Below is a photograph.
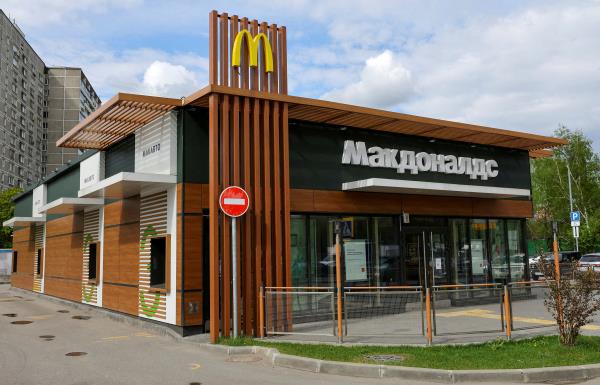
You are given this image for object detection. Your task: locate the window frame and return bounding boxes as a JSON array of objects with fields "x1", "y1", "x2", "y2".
[
  {"x1": 148, "y1": 235, "x2": 170, "y2": 293},
  {"x1": 87, "y1": 242, "x2": 100, "y2": 284},
  {"x1": 12, "y1": 251, "x2": 18, "y2": 273},
  {"x1": 36, "y1": 248, "x2": 42, "y2": 276}
]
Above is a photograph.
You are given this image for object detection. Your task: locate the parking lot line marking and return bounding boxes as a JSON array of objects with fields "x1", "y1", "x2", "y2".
[
  {"x1": 27, "y1": 314, "x2": 53, "y2": 320},
  {"x1": 437, "y1": 308, "x2": 600, "y2": 330},
  {"x1": 101, "y1": 336, "x2": 129, "y2": 341},
  {"x1": 134, "y1": 332, "x2": 156, "y2": 338},
  {"x1": 190, "y1": 363, "x2": 202, "y2": 370}
]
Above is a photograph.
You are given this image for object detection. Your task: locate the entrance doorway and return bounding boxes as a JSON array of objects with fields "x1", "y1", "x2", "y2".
[{"x1": 403, "y1": 229, "x2": 449, "y2": 288}]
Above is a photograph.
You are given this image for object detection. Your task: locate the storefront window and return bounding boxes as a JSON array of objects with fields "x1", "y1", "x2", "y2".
[
  {"x1": 507, "y1": 220, "x2": 526, "y2": 281},
  {"x1": 489, "y1": 219, "x2": 508, "y2": 282},
  {"x1": 371, "y1": 217, "x2": 401, "y2": 287},
  {"x1": 470, "y1": 219, "x2": 490, "y2": 283},
  {"x1": 450, "y1": 219, "x2": 469, "y2": 285},
  {"x1": 290, "y1": 216, "x2": 308, "y2": 286}
]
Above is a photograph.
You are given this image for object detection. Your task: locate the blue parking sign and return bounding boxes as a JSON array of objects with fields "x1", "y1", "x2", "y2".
[{"x1": 570, "y1": 211, "x2": 581, "y2": 222}]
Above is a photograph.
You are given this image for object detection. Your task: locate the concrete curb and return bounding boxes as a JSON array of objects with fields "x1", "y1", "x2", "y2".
[{"x1": 204, "y1": 343, "x2": 600, "y2": 384}]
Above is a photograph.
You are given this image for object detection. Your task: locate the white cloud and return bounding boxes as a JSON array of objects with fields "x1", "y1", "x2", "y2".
[
  {"x1": 2, "y1": 0, "x2": 141, "y2": 28},
  {"x1": 321, "y1": 51, "x2": 414, "y2": 108},
  {"x1": 398, "y1": 3, "x2": 600, "y2": 145},
  {"x1": 141, "y1": 61, "x2": 199, "y2": 97}
]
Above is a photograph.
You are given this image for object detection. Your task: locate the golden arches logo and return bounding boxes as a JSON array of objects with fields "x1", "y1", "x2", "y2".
[{"x1": 231, "y1": 29, "x2": 273, "y2": 73}]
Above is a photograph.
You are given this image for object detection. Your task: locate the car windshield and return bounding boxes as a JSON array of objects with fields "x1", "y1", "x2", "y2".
[{"x1": 580, "y1": 255, "x2": 600, "y2": 262}]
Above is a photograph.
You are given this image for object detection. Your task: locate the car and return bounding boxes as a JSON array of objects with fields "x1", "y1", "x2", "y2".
[
  {"x1": 529, "y1": 251, "x2": 582, "y2": 280},
  {"x1": 577, "y1": 253, "x2": 600, "y2": 273}
]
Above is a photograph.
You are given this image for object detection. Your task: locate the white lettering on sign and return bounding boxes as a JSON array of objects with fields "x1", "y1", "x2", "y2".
[
  {"x1": 142, "y1": 143, "x2": 160, "y2": 158},
  {"x1": 341, "y1": 140, "x2": 499, "y2": 180}
]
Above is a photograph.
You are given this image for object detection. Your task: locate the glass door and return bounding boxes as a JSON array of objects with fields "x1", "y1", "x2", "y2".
[{"x1": 403, "y1": 229, "x2": 449, "y2": 288}]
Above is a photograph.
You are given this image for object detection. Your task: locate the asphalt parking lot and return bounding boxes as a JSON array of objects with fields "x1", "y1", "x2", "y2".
[{"x1": 2, "y1": 284, "x2": 600, "y2": 385}]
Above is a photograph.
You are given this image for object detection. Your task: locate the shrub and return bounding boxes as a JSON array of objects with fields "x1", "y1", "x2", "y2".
[{"x1": 539, "y1": 259, "x2": 600, "y2": 345}]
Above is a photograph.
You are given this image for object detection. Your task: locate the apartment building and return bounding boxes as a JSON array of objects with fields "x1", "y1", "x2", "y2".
[{"x1": 0, "y1": 10, "x2": 100, "y2": 189}]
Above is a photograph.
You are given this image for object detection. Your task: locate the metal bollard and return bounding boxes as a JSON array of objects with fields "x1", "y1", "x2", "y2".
[
  {"x1": 504, "y1": 285, "x2": 512, "y2": 340},
  {"x1": 425, "y1": 287, "x2": 433, "y2": 345}
]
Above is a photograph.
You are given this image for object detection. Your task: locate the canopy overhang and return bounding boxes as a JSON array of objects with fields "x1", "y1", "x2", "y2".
[
  {"x1": 342, "y1": 178, "x2": 531, "y2": 199},
  {"x1": 3, "y1": 216, "x2": 46, "y2": 228},
  {"x1": 78, "y1": 172, "x2": 176, "y2": 199},
  {"x1": 57, "y1": 93, "x2": 182, "y2": 149},
  {"x1": 57, "y1": 85, "x2": 567, "y2": 156},
  {"x1": 39, "y1": 197, "x2": 105, "y2": 215}
]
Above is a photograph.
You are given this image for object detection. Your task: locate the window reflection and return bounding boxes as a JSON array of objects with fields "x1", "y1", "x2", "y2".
[
  {"x1": 470, "y1": 219, "x2": 489, "y2": 283},
  {"x1": 490, "y1": 219, "x2": 508, "y2": 282}
]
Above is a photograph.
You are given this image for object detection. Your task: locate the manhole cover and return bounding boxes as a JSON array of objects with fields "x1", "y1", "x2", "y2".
[
  {"x1": 225, "y1": 354, "x2": 262, "y2": 363},
  {"x1": 11, "y1": 320, "x2": 32, "y2": 325},
  {"x1": 57, "y1": 310, "x2": 70, "y2": 313},
  {"x1": 39, "y1": 335, "x2": 55, "y2": 339},
  {"x1": 71, "y1": 315, "x2": 91, "y2": 320},
  {"x1": 365, "y1": 354, "x2": 405, "y2": 362},
  {"x1": 2, "y1": 313, "x2": 17, "y2": 317},
  {"x1": 65, "y1": 352, "x2": 87, "y2": 357}
]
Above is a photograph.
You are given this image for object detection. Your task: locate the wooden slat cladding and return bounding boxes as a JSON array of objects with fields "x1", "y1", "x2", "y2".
[
  {"x1": 175, "y1": 182, "x2": 204, "y2": 326},
  {"x1": 138, "y1": 191, "x2": 169, "y2": 320},
  {"x1": 208, "y1": 11, "x2": 288, "y2": 95},
  {"x1": 44, "y1": 214, "x2": 84, "y2": 301},
  {"x1": 11, "y1": 226, "x2": 35, "y2": 290},
  {"x1": 209, "y1": 93, "x2": 291, "y2": 342},
  {"x1": 82, "y1": 209, "x2": 100, "y2": 304},
  {"x1": 103, "y1": 197, "x2": 140, "y2": 316},
  {"x1": 290, "y1": 189, "x2": 533, "y2": 218}
]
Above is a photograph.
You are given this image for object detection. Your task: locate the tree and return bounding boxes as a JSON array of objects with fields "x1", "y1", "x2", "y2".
[
  {"x1": 529, "y1": 126, "x2": 600, "y2": 253},
  {"x1": 0, "y1": 187, "x2": 22, "y2": 248}
]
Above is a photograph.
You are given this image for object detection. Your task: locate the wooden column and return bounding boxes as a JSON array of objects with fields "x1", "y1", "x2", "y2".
[{"x1": 208, "y1": 10, "x2": 290, "y2": 342}]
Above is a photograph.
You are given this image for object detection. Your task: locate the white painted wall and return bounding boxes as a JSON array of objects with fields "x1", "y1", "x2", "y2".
[
  {"x1": 80, "y1": 152, "x2": 105, "y2": 189},
  {"x1": 135, "y1": 112, "x2": 177, "y2": 175},
  {"x1": 166, "y1": 185, "x2": 177, "y2": 324},
  {"x1": 97, "y1": 207, "x2": 104, "y2": 307},
  {"x1": 32, "y1": 184, "x2": 47, "y2": 217}
]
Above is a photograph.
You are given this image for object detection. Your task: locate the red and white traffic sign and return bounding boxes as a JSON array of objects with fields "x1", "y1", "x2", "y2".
[{"x1": 219, "y1": 186, "x2": 250, "y2": 217}]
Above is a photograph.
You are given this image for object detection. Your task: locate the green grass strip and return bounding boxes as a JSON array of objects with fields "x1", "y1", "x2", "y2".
[{"x1": 219, "y1": 335, "x2": 600, "y2": 370}]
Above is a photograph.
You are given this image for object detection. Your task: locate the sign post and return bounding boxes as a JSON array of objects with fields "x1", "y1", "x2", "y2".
[
  {"x1": 219, "y1": 186, "x2": 250, "y2": 338},
  {"x1": 570, "y1": 211, "x2": 581, "y2": 251}
]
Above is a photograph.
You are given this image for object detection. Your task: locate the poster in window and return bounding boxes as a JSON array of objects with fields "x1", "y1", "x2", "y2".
[
  {"x1": 344, "y1": 240, "x2": 367, "y2": 281},
  {"x1": 471, "y1": 239, "x2": 486, "y2": 275}
]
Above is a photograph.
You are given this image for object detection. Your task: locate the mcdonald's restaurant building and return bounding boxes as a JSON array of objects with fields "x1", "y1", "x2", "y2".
[{"x1": 4, "y1": 11, "x2": 565, "y2": 341}]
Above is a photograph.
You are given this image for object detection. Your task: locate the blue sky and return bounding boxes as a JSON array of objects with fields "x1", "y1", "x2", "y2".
[{"x1": 4, "y1": 0, "x2": 600, "y2": 147}]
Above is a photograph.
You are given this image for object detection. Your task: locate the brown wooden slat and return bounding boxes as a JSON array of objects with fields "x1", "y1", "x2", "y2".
[
  {"x1": 230, "y1": 15, "x2": 239, "y2": 88},
  {"x1": 241, "y1": 17, "x2": 249, "y2": 90},
  {"x1": 250, "y1": 20, "x2": 259, "y2": 91},
  {"x1": 208, "y1": 94, "x2": 220, "y2": 343},
  {"x1": 221, "y1": 94, "x2": 231, "y2": 337},
  {"x1": 220, "y1": 13, "x2": 229, "y2": 87},
  {"x1": 242, "y1": 97, "x2": 254, "y2": 334},
  {"x1": 269, "y1": 23, "x2": 278, "y2": 94},
  {"x1": 209, "y1": 11, "x2": 218, "y2": 84},
  {"x1": 252, "y1": 97, "x2": 262, "y2": 335}
]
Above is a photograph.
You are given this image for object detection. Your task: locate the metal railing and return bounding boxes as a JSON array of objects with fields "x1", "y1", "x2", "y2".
[
  {"x1": 260, "y1": 281, "x2": 572, "y2": 344},
  {"x1": 508, "y1": 281, "x2": 555, "y2": 332},
  {"x1": 343, "y1": 286, "x2": 423, "y2": 337},
  {"x1": 264, "y1": 286, "x2": 336, "y2": 337}
]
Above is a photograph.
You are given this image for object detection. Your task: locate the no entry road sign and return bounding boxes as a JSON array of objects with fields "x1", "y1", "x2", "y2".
[{"x1": 219, "y1": 186, "x2": 250, "y2": 217}]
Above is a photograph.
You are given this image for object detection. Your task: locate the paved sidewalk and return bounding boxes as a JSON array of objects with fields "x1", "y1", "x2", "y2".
[{"x1": 3, "y1": 284, "x2": 600, "y2": 385}]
